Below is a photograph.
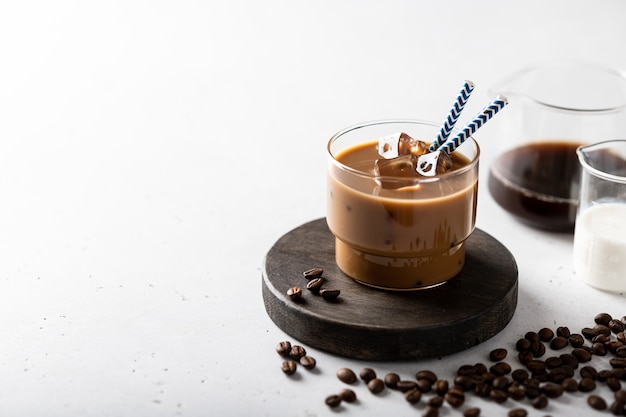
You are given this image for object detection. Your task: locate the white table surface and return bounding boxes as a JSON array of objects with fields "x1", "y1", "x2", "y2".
[{"x1": 2, "y1": 1, "x2": 626, "y2": 416}]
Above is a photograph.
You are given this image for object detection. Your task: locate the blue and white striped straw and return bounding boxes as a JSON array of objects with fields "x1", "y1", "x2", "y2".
[
  {"x1": 437, "y1": 95, "x2": 509, "y2": 154},
  {"x1": 429, "y1": 80, "x2": 475, "y2": 152}
]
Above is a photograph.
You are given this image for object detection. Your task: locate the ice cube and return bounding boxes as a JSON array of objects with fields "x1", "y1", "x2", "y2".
[
  {"x1": 416, "y1": 151, "x2": 454, "y2": 177},
  {"x1": 374, "y1": 154, "x2": 419, "y2": 189},
  {"x1": 377, "y1": 132, "x2": 428, "y2": 159}
]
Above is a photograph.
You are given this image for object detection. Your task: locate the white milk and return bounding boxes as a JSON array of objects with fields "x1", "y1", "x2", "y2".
[{"x1": 573, "y1": 203, "x2": 626, "y2": 292}]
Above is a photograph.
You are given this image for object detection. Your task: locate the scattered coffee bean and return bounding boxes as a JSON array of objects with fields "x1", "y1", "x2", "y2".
[
  {"x1": 290, "y1": 345, "x2": 306, "y2": 360},
  {"x1": 302, "y1": 267, "x2": 323, "y2": 279},
  {"x1": 561, "y1": 377, "x2": 579, "y2": 392},
  {"x1": 489, "y1": 348, "x2": 508, "y2": 361},
  {"x1": 568, "y1": 333, "x2": 585, "y2": 347},
  {"x1": 582, "y1": 327, "x2": 598, "y2": 339},
  {"x1": 580, "y1": 365, "x2": 599, "y2": 380},
  {"x1": 608, "y1": 377, "x2": 622, "y2": 392},
  {"x1": 538, "y1": 327, "x2": 555, "y2": 342},
  {"x1": 545, "y1": 356, "x2": 563, "y2": 368},
  {"x1": 579, "y1": 377, "x2": 597, "y2": 392},
  {"x1": 489, "y1": 388, "x2": 508, "y2": 403},
  {"x1": 359, "y1": 367, "x2": 377, "y2": 382},
  {"x1": 299, "y1": 355, "x2": 316, "y2": 370},
  {"x1": 512, "y1": 368, "x2": 529, "y2": 382},
  {"x1": 595, "y1": 324, "x2": 613, "y2": 337},
  {"x1": 422, "y1": 406, "x2": 439, "y2": 417},
  {"x1": 572, "y1": 347, "x2": 592, "y2": 363},
  {"x1": 435, "y1": 379, "x2": 449, "y2": 396},
  {"x1": 609, "y1": 400, "x2": 626, "y2": 415},
  {"x1": 286, "y1": 286, "x2": 302, "y2": 301},
  {"x1": 490, "y1": 361, "x2": 512, "y2": 376},
  {"x1": 444, "y1": 387, "x2": 465, "y2": 408},
  {"x1": 397, "y1": 380, "x2": 418, "y2": 392},
  {"x1": 618, "y1": 332, "x2": 626, "y2": 344},
  {"x1": 384, "y1": 372, "x2": 400, "y2": 389},
  {"x1": 550, "y1": 336, "x2": 568, "y2": 350},
  {"x1": 306, "y1": 277, "x2": 324, "y2": 292},
  {"x1": 417, "y1": 378, "x2": 434, "y2": 393},
  {"x1": 610, "y1": 320, "x2": 626, "y2": 334},
  {"x1": 508, "y1": 385, "x2": 526, "y2": 401},
  {"x1": 541, "y1": 382, "x2": 564, "y2": 398},
  {"x1": 530, "y1": 340, "x2": 546, "y2": 357},
  {"x1": 599, "y1": 369, "x2": 614, "y2": 381},
  {"x1": 556, "y1": 326, "x2": 571, "y2": 338},
  {"x1": 320, "y1": 288, "x2": 340, "y2": 300},
  {"x1": 338, "y1": 388, "x2": 357, "y2": 403},
  {"x1": 616, "y1": 345, "x2": 626, "y2": 358},
  {"x1": 404, "y1": 389, "x2": 422, "y2": 404},
  {"x1": 367, "y1": 378, "x2": 385, "y2": 394},
  {"x1": 615, "y1": 389, "x2": 626, "y2": 403},
  {"x1": 427, "y1": 395, "x2": 444, "y2": 408},
  {"x1": 525, "y1": 331, "x2": 539, "y2": 342},
  {"x1": 463, "y1": 407, "x2": 481, "y2": 417},
  {"x1": 276, "y1": 341, "x2": 291, "y2": 357},
  {"x1": 596, "y1": 312, "x2": 613, "y2": 325},
  {"x1": 337, "y1": 367, "x2": 357, "y2": 384},
  {"x1": 559, "y1": 353, "x2": 579, "y2": 369},
  {"x1": 454, "y1": 375, "x2": 475, "y2": 391},
  {"x1": 492, "y1": 375, "x2": 510, "y2": 390},
  {"x1": 281, "y1": 360, "x2": 297, "y2": 375},
  {"x1": 508, "y1": 408, "x2": 528, "y2": 417},
  {"x1": 516, "y1": 338, "x2": 531, "y2": 352},
  {"x1": 325, "y1": 394, "x2": 342, "y2": 408},
  {"x1": 416, "y1": 370, "x2": 438, "y2": 383},
  {"x1": 612, "y1": 358, "x2": 626, "y2": 369},
  {"x1": 588, "y1": 394, "x2": 608, "y2": 410},
  {"x1": 532, "y1": 394, "x2": 549, "y2": 409},
  {"x1": 526, "y1": 359, "x2": 547, "y2": 374}
]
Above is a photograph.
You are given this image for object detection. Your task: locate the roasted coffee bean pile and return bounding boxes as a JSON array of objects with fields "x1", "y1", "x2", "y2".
[
  {"x1": 286, "y1": 268, "x2": 341, "y2": 302},
  {"x1": 276, "y1": 312, "x2": 626, "y2": 416}
]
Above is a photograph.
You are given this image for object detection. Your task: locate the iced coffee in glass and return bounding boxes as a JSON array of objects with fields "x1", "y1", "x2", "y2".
[{"x1": 326, "y1": 120, "x2": 480, "y2": 290}]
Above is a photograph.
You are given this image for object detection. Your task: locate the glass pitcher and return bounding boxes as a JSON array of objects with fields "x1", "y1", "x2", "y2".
[{"x1": 487, "y1": 60, "x2": 626, "y2": 232}]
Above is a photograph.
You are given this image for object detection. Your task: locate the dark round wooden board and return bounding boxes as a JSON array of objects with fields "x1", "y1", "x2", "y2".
[{"x1": 262, "y1": 218, "x2": 518, "y2": 361}]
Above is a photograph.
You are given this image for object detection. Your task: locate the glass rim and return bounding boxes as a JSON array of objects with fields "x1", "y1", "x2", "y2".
[
  {"x1": 327, "y1": 119, "x2": 480, "y2": 184},
  {"x1": 577, "y1": 139, "x2": 626, "y2": 185}
]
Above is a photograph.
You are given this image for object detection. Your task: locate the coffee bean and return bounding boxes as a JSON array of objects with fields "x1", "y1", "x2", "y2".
[
  {"x1": 556, "y1": 326, "x2": 571, "y2": 338},
  {"x1": 518, "y1": 351, "x2": 532, "y2": 364},
  {"x1": 444, "y1": 387, "x2": 465, "y2": 408},
  {"x1": 320, "y1": 288, "x2": 340, "y2": 300},
  {"x1": 559, "y1": 353, "x2": 579, "y2": 368},
  {"x1": 596, "y1": 312, "x2": 614, "y2": 325},
  {"x1": 538, "y1": 327, "x2": 555, "y2": 342},
  {"x1": 299, "y1": 355, "x2": 316, "y2": 370},
  {"x1": 325, "y1": 394, "x2": 341, "y2": 408},
  {"x1": 435, "y1": 379, "x2": 449, "y2": 395},
  {"x1": 594, "y1": 334, "x2": 611, "y2": 344},
  {"x1": 302, "y1": 267, "x2": 323, "y2": 279},
  {"x1": 526, "y1": 360, "x2": 547, "y2": 374},
  {"x1": 474, "y1": 363, "x2": 488, "y2": 374},
  {"x1": 306, "y1": 277, "x2": 324, "y2": 292},
  {"x1": 359, "y1": 367, "x2": 376, "y2": 382},
  {"x1": 568, "y1": 333, "x2": 585, "y2": 347},
  {"x1": 580, "y1": 365, "x2": 599, "y2": 380},
  {"x1": 290, "y1": 345, "x2": 306, "y2": 360},
  {"x1": 593, "y1": 342, "x2": 608, "y2": 356},
  {"x1": 541, "y1": 382, "x2": 564, "y2": 398},
  {"x1": 286, "y1": 286, "x2": 302, "y2": 301},
  {"x1": 416, "y1": 370, "x2": 438, "y2": 383},
  {"x1": 463, "y1": 407, "x2": 481, "y2": 417},
  {"x1": 561, "y1": 377, "x2": 579, "y2": 392},
  {"x1": 454, "y1": 375, "x2": 475, "y2": 391},
  {"x1": 417, "y1": 378, "x2": 434, "y2": 393},
  {"x1": 489, "y1": 348, "x2": 508, "y2": 361},
  {"x1": 404, "y1": 389, "x2": 422, "y2": 404},
  {"x1": 422, "y1": 406, "x2": 439, "y2": 417},
  {"x1": 550, "y1": 336, "x2": 569, "y2": 350},
  {"x1": 427, "y1": 395, "x2": 444, "y2": 408},
  {"x1": 616, "y1": 389, "x2": 626, "y2": 403},
  {"x1": 525, "y1": 331, "x2": 539, "y2": 342},
  {"x1": 611, "y1": 358, "x2": 626, "y2": 369},
  {"x1": 508, "y1": 408, "x2": 528, "y2": 417},
  {"x1": 512, "y1": 369, "x2": 529, "y2": 382},
  {"x1": 610, "y1": 320, "x2": 626, "y2": 334},
  {"x1": 276, "y1": 341, "x2": 291, "y2": 357},
  {"x1": 281, "y1": 360, "x2": 297, "y2": 375},
  {"x1": 599, "y1": 369, "x2": 614, "y2": 381},
  {"x1": 572, "y1": 347, "x2": 592, "y2": 363},
  {"x1": 548, "y1": 367, "x2": 568, "y2": 383},
  {"x1": 579, "y1": 377, "x2": 597, "y2": 392},
  {"x1": 516, "y1": 338, "x2": 531, "y2": 352},
  {"x1": 337, "y1": 367, "x2": 357, "y2": 384},
  {"x1": 530, "y1": 340, "x2": 546, "y2": 357},
  {"x1": 618, "y1": 332, "x2": 626, "y2": 344},
  {"x1": 489, "y1": 388, "x2": 508, "y2": 403},
  {"x1": 508, "y1": 385, "x2": 526, "y2": 401},
  {"x1": 595, "y1": 324, "x2": 613, "y2": 337},
  {"x1": 545, "y1": 356, "x2": 563, "y2": 368},
  {"x1": 582, "y1": 327, "x2": 598, "y2": 339},
  {"x1": 609, "y1": 400, "x2": 626, "y2": 416},
  {"x1": 397, "y1": 380, "x2": 418, "y2": 392},
  {"x1": 588, "y1": 394, "x2": 608, "y2": 410},
  {"x1": 475, "y1": 381, "x2": 491, "y2": 398},
  {"x1": 367, "y1": 378, "x2": 385, "y2": 394},
  {"x1": 617, "y1": 345, "x2": 626, "y2": 358},
  {"x1": 384, "y1": 372, "x2": 400, "y2": 389},
  {"x1": 490, "y1": 362, "x2": 512, "y2": 376},
  {"x1": 532, "y1": 394, "x2": 549, "y2": 409},
  {"x1": 608, "y1": 377, "x2": 623, "y2": 392},
  {"x1": 338, "y1": 388, "x2": 357, "y2": 403}
]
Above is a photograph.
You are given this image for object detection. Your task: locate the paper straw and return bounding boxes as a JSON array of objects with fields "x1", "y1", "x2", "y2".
[
  {"x1": 429, "y1": 80, "x2": 475, "y2": 152},
  {"x1": 437, "y1": 95, "x2": 508, "y2": 154}
]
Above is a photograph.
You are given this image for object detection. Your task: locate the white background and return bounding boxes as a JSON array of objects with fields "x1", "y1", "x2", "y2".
[{"x1": 1, "y1": 1, "x2": 626, "y2": 416}]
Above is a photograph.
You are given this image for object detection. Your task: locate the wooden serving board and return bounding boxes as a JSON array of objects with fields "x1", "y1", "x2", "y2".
[{"x1": 262, "y1": 218, "x2": 518, "y2": 361}]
